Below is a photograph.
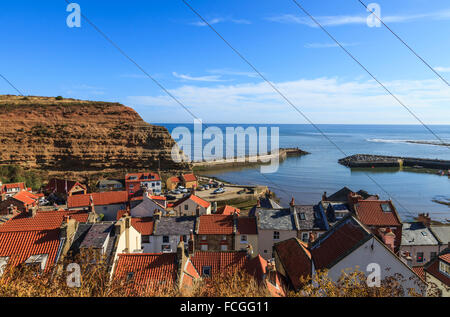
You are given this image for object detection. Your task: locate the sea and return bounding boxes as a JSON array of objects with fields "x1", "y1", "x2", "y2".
[{"x1": 159, "y1": 123, "x2": 450, "y2": 222}]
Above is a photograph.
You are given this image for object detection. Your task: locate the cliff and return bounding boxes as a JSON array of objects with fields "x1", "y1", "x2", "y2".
[{"x1": 0, "y1": 95, "x2": 189, "y2": 173}]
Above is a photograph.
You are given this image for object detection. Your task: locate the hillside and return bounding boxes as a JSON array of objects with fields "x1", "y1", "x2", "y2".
[{"x1": 0, "y1": 95, "x2": 189, "y2": 174}]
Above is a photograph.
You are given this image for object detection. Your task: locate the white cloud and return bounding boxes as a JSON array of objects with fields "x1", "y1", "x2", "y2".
[
  {"x1": 190, "y1": 17, "x2": 251, "y2": 27},
  {"x1": 207, "y1": 68, "x2": 259, "y2": 78},
  {"x1": 267, "y1": 9, "x2": 450, "y2": 27},
  {"x1": 127, "y1": 77, "x2": 450, "y2": 124},
  {"x1": 172, "y1": 72, "x2": 228, "y2": 82},
  {"x1": 434, "y1": 66, "x2": 450, "y2": 73}
]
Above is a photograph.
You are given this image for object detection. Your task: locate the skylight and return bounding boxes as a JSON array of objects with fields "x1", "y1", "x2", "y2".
[{"x1": 381, "y1": 203, "x2": 392, "y2": 212}]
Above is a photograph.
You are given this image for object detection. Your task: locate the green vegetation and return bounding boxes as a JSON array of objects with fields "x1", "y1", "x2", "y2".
[
  {"x1": 55, "y1": 96, "x2": 63, "y2": 100},
  {"x1": 0, "y1": 165, "x2": 46, "y2": 191}
]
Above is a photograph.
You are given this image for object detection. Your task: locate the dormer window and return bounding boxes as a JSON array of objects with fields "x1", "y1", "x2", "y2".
[
  {"x1": 439, "y1": 261, "x2": 450, "y2": 276},
  {"x1": 126, "y1": 272, "x2": 134, "y2": 281},
  {"x1": 25, "y1": 254, "x2": 48, "y2": 272},
  {"x1": 0, "y1": 256, "x2": 9, "y2": 277},
  {"x1": 381, "y1": 203, "x2": 392, "y2": 212},
  {"x1": 202, "y1": 266, "x2": 211, "y2": 277},
  {"x1": 299, "y1": 213, "x2": 306, "y2": 220},
  {"x1": 129, "y1": 176, "x2": 137, "y2": 180}
]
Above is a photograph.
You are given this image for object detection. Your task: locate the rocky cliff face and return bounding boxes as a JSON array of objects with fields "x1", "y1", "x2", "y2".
[{"x1": 0, "y1": 95, "x2": 189, "y2": 172}]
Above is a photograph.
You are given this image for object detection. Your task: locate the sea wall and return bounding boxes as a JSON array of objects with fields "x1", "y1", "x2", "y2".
[{"x1": 338, "y1": 154, "x2": 450, "y2": 170}]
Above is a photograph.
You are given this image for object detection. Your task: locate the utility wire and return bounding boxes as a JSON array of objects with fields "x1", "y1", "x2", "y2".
[
  {"x1": 181, "y1": 0, "x2": 425, "y2": 219},
  {"x1": 0, "y1": 73, "x2": 25, "y2": 96},
  {"x1": 359, "y1": 0, "x2": 450, "y2": 87},
  {"x1": 290, "y1": 0, "x2": 448, "y2": 148},
  {"x1": 62, "y1": 0, "x2": 298, "y2": 204}
]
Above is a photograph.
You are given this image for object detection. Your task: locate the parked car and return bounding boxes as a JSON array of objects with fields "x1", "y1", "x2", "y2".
[
  {"x1": 202, "y1": 184, "x2": 210, "y2": 190},
  {"x1": 237, "y1": 189, "x2": 246, "y2": 195},
  {"x1": 213, "y1": 188, "x2": 225, "y2": 194},
  {"x1": 211, "y1": 182, "x2": 219, "y2": 188},
  {"x1": 177, "y1": 186, "x2": 185, "y2": 190},
  {"x1": 171, "y1": 190, "x2": 181, "y2": 195},
  {"x1": 180, "y1": 188, "x2": 188, "y2": 193}
]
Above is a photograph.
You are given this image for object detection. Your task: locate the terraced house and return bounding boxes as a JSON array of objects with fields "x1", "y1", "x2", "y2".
[{"x1": 195, "y1": 214, "x2": 236, "y2": 251}]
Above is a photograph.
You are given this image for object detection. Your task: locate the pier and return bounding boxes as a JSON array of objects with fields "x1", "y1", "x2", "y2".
[{"x1": 338, "y1": 154, "x2": 450, "y2": 170}]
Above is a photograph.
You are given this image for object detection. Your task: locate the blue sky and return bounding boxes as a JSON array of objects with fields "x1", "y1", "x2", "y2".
[{"x1": 1, "y1": 0, "x2": 449, "y2": 124}]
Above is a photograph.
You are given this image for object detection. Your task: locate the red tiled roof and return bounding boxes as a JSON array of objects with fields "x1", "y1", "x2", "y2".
[
  {"x1": 12, "y1": 191, "x2": 39, "y2": 206},
  {"x1": 440, "y1": 253, "x2": 450, "y2": 263},
  {"x1": 247, "y1": 255, "x2": 286, "y2": 297},
  {"x1": 0, "y1": 210, "x2": 89, "y2": 232},
  {"x1": 114, "y1": 253, "x2": 177, "y2": 294},
  {"x1": 412, "y1": 266, "x2": 425, "y2": 281},
  {"x1": 217, "y1": 205, "x2": 240, "y2": 215},
  {"x1": 168, "y1": 176, "x2": 181, "y2": 183},
  {"x1": 130, "y1": 196, "x2": 143, "y2": 202},
  {"x1": 125, "y1": 172, "x2": 161, "y2": 182},
  {"x1": 150, "y1": 195, "x2": 166, "y2": 201},
  {"x1": 67, "y1": 191, "x2": 128, "y2": 208},
  {"x1": 0, "y1": 229, "x2": 60, "y2": 271},
  {"x1": 189, "y1": 195, "x2": 210, "y2": 208},
  {"x1": 173, "y1": 194, "x2": 210, "y2": 209},
  {"x1": 424, "y1": 254, "x2": 450, "y2": 287},
  {"x1": 182, "y1": 173, "x2": 197, "y2": 183},
  {"x1": 311, "y1": 221, "x2": 370, "y2": 270},
  {"x1": 191, "y1": 251, "x2": 248, "y2": 276},
  {"x1": 116, "y1": 209, "x2": 129, "y2": 220},
  {"x1": 237, "y1": 217, "x2": 257, "y2": 235},
  {"x1": 131, "y1": 217, "x2": 155, "y2": 235},
  {"x1": 45, "y1": 179, "x2": 86, "y2": 194},
  {"x1": 2, "y1": 182, "x2": 26, "y2": 191},
  {"x1": 354, "y1": 200, "x2": 402, "y2": 226},
  {"x1": 274, "y1": 238, "x2": 312, "y2": 291},
  {"x1": 198, "y1": 215, "x2": 234, "y2": 235}
]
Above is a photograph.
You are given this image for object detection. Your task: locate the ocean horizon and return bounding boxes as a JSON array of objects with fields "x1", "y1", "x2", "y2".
[{"x1": 159, "y1": 123, "x2": 450, "y2": 222}]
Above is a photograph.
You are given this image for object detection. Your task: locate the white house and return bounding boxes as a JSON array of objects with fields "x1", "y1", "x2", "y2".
[
  {"x1": 274, "y1": 215, "x2": 426, "y2": 295},
  {"x1": 130, "y1": 192, "x2": 166, "y2": 218},
  {"x1": 172, "y1": 194, "x2": 211, "y2": 217},
  {"x1": 145, "y1": 216, "x2": 196, "y2": 253}
]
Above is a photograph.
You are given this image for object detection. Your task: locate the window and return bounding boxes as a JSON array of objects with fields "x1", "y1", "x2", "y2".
[
  {"x1": 222, "y1": 235, "x2": 227, "y2": 241},
  {"x1": 264, "y1": 250, "x2": 267, "y2": 253},
  {"x1": 152, "y1": 183, "x2": 155, "y2": 187},
  {"x1": 126, "y1": 272, "x2": 134, "y2": 281},
  {"x1": 302, "y1": 232, "x2": 309, "y2": 242},
  {"x1": 141, "y1": 235, "x2": 150, "y2": 243},
  {"x1": 163, "y1": 236, "x2": 169, "y2": 243},
  {"x1": 143, "y1": 176, "x2": 148, "y2": 180},
  {"x1": 299, "y1": 213, "x2": 306, "y2": 220},
  {"x1": 430, "y1": 252, "x2": 437, "y2": 259},
  {"x1": 416, "y1": 252, "x2": 424, "y2": 263},
  {"x1": 183, "y1": 235, "x2": 187, "y2": 242},
  {"x1": 273, "y1": 231, "x2": 280, "y2": 240},
  {"x1": 201, "y1": 244, "x2": 208, "y2": 251},
  {"x1": 202, "y1": 235, "x2": 206, "y2": 240},
  {"x1": 381, "y1": 203, "x2": 392, "y2": 212},
  {"x1": 240, "y1": 235, "x2": 248, "y2": 243},
  {"x1": 221, "y1": 245, "x2": 228, "y2": 251},
  {"x1": 202, "y1": 266, "x2": 211, "y2": 277},
  {"x1": 439, "y1": 261, "x2": 450, "y2": 276},
  {"x1": 103, "y1": 206, "x2": 107, "y2": 211},
  {"x1": 184, "y1": 204, "x2": 189, "y2": 211},
  {"x1": 161, "y1": 245, "x2": 171, "y2": 252},
  {"x1": 129, "y1": 184, "x2": 134, "y2": 189}
]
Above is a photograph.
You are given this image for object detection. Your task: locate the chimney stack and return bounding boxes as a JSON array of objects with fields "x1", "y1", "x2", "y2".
[
  {"x1": 154, "y1": 210, "x2": 161, "y2": 220},
  {"x1": 322, "y1": 192, "x2": 327, "y2": 201},
  {"x1": 381, "y1": 228, "x2": 396, "y2": 252},
  {"x1": 246, "y1": 244, "x2": 254, "y2": 259},
  {"x1": 290, "y1": 197, "x2": 295, "y2": 214},
  {"x1": 417, "y1": 213, "x2": 431, "y2": 228},
  {"x1": 188, "y1": 230, "x2": 194, "y2": 256},
  {"x1": 256, "y1": 199, "x2": 261, "y2": 208},
  {"x1": 212, "y1": 201, "x2": 217, "y2": 213}
]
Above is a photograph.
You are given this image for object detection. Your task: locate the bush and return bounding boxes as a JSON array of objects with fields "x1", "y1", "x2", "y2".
[{"x1": 55, "y1": 96, "x2": 63, "y2": 100}]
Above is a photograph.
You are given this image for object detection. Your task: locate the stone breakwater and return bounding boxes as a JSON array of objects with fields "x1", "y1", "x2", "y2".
[{"x1": 339, "y1": 154, "x2": 450, "y2": 170}]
